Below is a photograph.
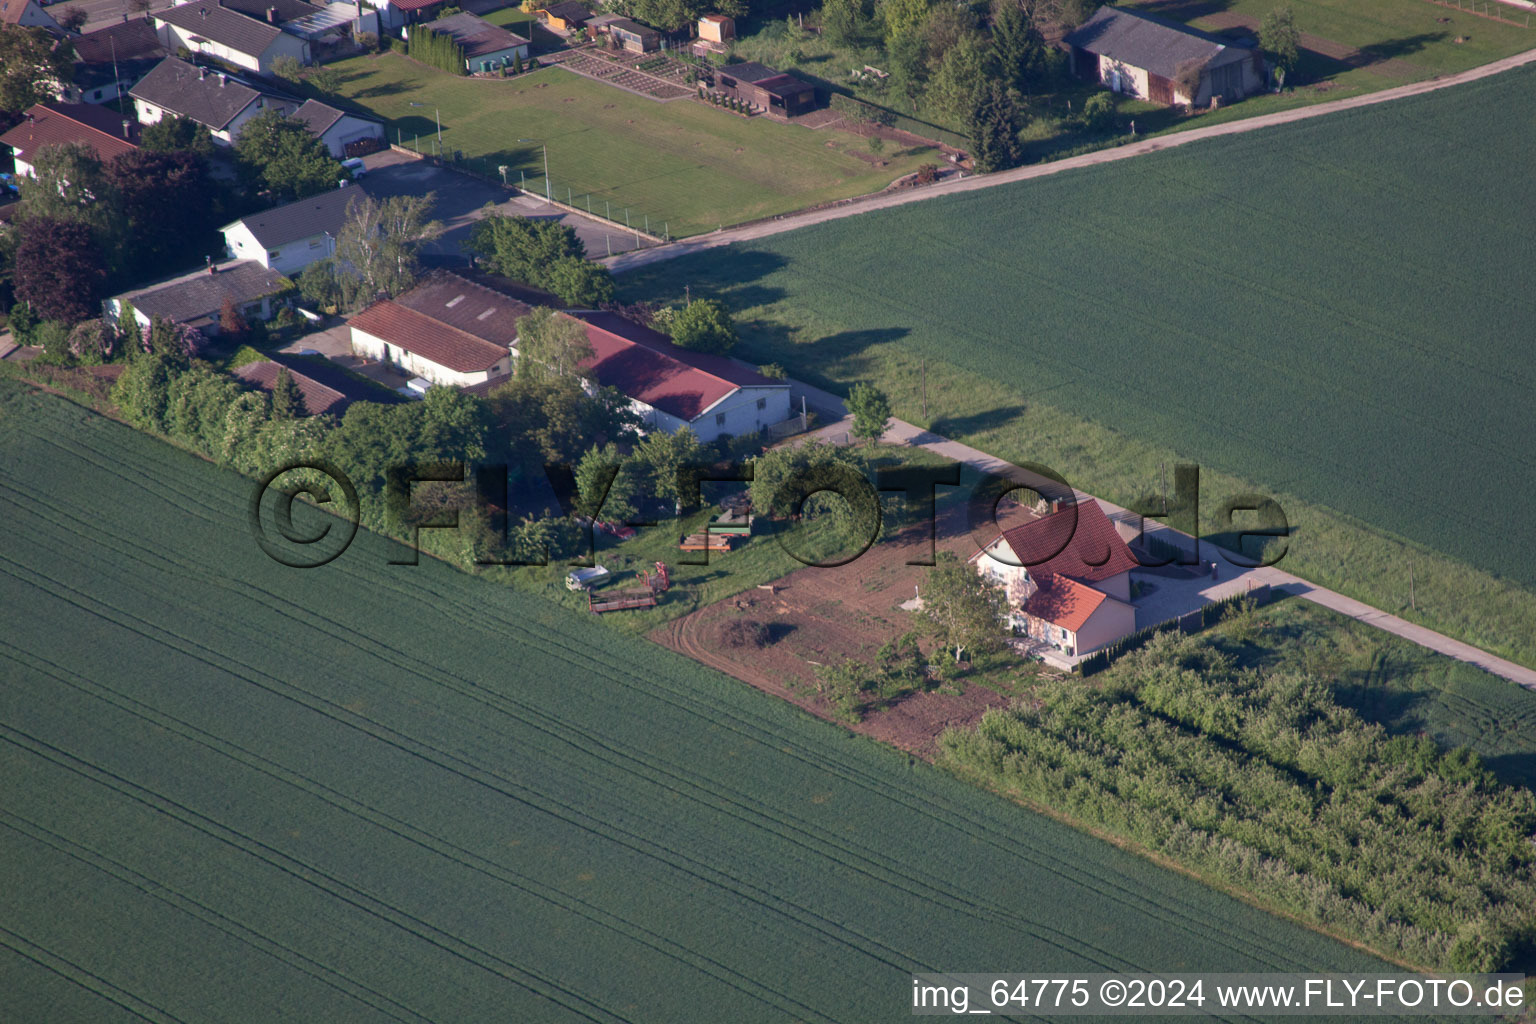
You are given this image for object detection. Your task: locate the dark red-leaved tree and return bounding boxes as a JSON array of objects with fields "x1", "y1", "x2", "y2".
[{"x1": 13, "y1": 217, "x2": 105, "y2": 324}]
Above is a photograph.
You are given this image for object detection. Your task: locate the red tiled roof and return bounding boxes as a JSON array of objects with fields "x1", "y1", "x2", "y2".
[
  {"x1": 349, "y1": 299, "x2": 509, "y2": 373},
  {"x1": 993, "y1": 499, "x2": 1140, "y2": 584},
  {"x1": 0, "y1": 103, "x2": 139, "y2": 164},
  {"x1": 1023, "y1": 576, "x2": 1109, "y2": 633},
  {"x1": 232, "y1": 360, "x2": 348, "y2": 417},
  {"x1": 570, "y1": 312, "x2": 752, "y2": 422}
]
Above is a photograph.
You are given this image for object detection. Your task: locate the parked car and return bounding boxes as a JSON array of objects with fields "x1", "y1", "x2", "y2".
[
  {"x1": 565, "y1": 566, "x2": 611, "y2": 591},
  {"x1": 342, "y1": 158, "x2": 367, "y2": 179}
]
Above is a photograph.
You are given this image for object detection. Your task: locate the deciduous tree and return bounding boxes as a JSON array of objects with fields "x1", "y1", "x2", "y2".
[
  {"x1": 0, "y1": 26, "x2": 71, "y2": 127},
  {"x1": 105, "y1": 149, "x2": 218, "y2": 276},
  {"x1": 333, "y1": 193, "x2": 441, "y2": 304},
  {"x1": 139, "y1": 114, "x2": 218, "y2": 157},
  {"x1": 235, "y1": 109, "x2": 346, "y2": 202},
  {"x1": 13, "y1": 217, "x2": 104, "y2": 324},
  {"x1": 514, "y1": 307, "x2": 594, "y2": 382},
  {"x1": 1259, "y1": 6, "x2": 1300, "y2": 78},
  {"x1": 668, "y1": 298, "x2": 736, "y2": 354},
  {"x1": 847, "y1": 381, "x2": 891, "y2": 447},
  {"x1": 917, "y1": 550, "x2": 1005, "y2": 662}
]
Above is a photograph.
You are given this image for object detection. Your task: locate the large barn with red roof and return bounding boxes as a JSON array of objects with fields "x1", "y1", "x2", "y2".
[{"x1": 969, "y1": 497, "x2": 1142, "y2": 659}]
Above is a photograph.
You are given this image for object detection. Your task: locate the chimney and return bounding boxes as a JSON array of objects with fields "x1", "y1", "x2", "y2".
[
  {"x1": 198, "y1": 65, "x2": 206, "y2": 79},
  {"x1": 218, "y1": 72, "x2": 227, "y2": 86},
  {"x1": 206, "y1": 256, "x2": 215, "y2": 275},
  {"x1": 122, "y1": 119, "x2": 132, "y2": 138},
  {"x1": 266, "y1": 5, "x2": 277, "y2": 21}
]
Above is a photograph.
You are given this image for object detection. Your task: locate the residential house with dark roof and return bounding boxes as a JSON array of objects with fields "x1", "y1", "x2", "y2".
[
  {"x1": 714, "y1": 61, "x2": 817, "y2": 116},
  {"x1": 0, "y1": 0, "x2": 62, "y2": 32},
  {"x1": 0, "y1": 103, "x2": 139, "y2": 177},
  {"x1": 233, "y1": 358, "x2": 351, "y2": 417},
  {"x1": 152, "y1": 0, "x2": 311, "y2": 73},
  {"x1": 421, "y1": 12, "x2": 528, "y2": 73},
  {"x1": 59, "y1": 20, "x2": 171, "y2": 105},
  {"x1": 566, "y1": 311, "x2": 790, "y2": 443},
  {"x1": 1063, "y1": 5, "x2": 1264, "y2": 107},
  {"x1": 347, "y1": 270, "x2": 526, "y2": 388},
  {"x1": 131, "y1": 57, "x2": 301, "y2": 145},
  {"x1": 969, "y1": 498, "x2": 1142, "y2": 658},
  {"x1": 291, "y1": 98, "x2": 384, "y2": 157},
  {"x1": 534, "y1": 1, "x2": 590, "y2": 30},
  {"x1": 109, "y1": 259, "x2": 293, "y2": 334},
  {"x1": 600, "y1": 16, "x2": 658, "y2": 52},
  {"x1": 220, "y1": 180, "x2": 376, "y2": 273}
]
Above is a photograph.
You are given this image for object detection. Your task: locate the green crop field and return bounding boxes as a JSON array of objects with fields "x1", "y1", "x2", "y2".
[
  {"x1": 328, "y1": 55, "x2": 939, "y2": 236},
  {"x1": 621, "y1": 64, "x2": 1536, "y2": 666},
  {"x1": 0, "y1": 381, "x2": 1404, "y2": 1021}
]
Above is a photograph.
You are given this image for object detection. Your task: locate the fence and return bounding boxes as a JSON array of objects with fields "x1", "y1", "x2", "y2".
[
  {"x1": 1077, "y1": 584, "x2": 1274, "y2": 677},
  {"x1": 391, "y1": 130, "x2": 672, "y2": 246}
]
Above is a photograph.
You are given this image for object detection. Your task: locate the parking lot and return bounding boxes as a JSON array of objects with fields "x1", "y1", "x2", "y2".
[{"x1": 360, "y1": 149, "x2": 647, "y2": 261}]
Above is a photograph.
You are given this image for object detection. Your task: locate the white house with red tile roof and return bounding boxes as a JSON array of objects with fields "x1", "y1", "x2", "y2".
[
  {"x1": 0, "y1": 103, "x2": 139, "y2": 177},
  {"x1": 349, "y1": 299, "x2": 514, "y2": 388},
  {"x1": 969, "y1": 498, "x2": 1140, "y2": 657},
  {"x1": 566, "y1": 311, "x2": 791, "y2": 443}
]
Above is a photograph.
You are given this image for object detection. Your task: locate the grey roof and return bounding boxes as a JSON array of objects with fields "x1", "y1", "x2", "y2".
[
  {"x1": 130, "y1": 56, "x2": 296, "y2": 129},
  {"x1": 222, "y1": 180, "x2": 377, "y2": 247},
  {"x1": 70, "y1": 21, "x2": 169, "y2": 93},
  {"x1": 292, "y1": 98, "x2": 372, "y2": 135},
  {"x1": 537, "y1": 1, "x2": 590, "y2": 21},
  {"x1": 393, "y1": 270, "x2": 531, "y2": 348},
  {"x1": 217, "y1": 0, "x2": 323, "y2": 23},
  {"x1": 154, "y1": 0, "x2": 285, "y2": 56},
  {"x1": 423, "y1": 12, "x2": 528, "y2": 58},
  {"x1": 1063, "y1": 6, "x2": 1253, "y2": 80},
  {"x1": 121, "y1": 260, "x2": 290, "y2": 325},
  {"x1": 605, "y1": 16, "x2": 656, "y2": 36}
]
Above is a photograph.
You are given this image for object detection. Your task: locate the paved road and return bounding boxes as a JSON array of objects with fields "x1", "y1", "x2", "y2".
[
  {"x1": 606, "y1": 43, "x2": 1536, "y2": 273},
  {"x1": 51, "y1": 0, "x2": 173, "y2": 33},
  {"x1": 782, "y1": 380, "x2": 1536, "y2": 690},
  {"x1": 362, "y1": 149, "x2": 646, "y2": 263}
]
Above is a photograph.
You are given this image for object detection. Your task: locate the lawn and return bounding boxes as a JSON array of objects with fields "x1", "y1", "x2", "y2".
[
  {"x1": 619, "y1": 63, "x2": 1536, "y2": 668},
  {"x1": 0, "y1": 380, "x2": 1401, "y2": 1021},
  {"x1": 328, "y1": 54, "x2": 940, "y2": 236}
]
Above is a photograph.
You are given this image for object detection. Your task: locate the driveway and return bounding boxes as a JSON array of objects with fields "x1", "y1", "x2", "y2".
[{"x1": 360, "y1": 150, "x2": 645, "y2": 262}]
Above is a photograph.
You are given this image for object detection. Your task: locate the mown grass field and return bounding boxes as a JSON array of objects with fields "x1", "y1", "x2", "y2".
[
  {"x1": 620, "y1": 63, "x2": 1536, "y2": 667},
  {"x1": 328, "y1": 55, "x2": 938, "y2": 236},
  {"x1": 0, "y1": 381, "x2": 1398, "y2": 1021}
]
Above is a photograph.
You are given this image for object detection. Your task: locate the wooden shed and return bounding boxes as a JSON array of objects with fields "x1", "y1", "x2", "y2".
[{"x1": 715, "y1": 62, "x2": 817, "y2": 116}]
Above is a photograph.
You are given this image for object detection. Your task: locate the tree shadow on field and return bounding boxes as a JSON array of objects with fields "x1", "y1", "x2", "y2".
[
  {"x1": 1133, "y1": 0, "x2": 1235, "y2": 22},
  {"x1": 929, "y1": 404, "x2": 1028, "y2": 440},
  {"x1": 626, "y1": 248, "x2": 790, "y2": 308},
  {"x1": 1481, "y1": 753, "x2": 1536, "y2": 792},
  {"x1": 1357, "y1": 32, "x2": 1447, "y2": 64}
]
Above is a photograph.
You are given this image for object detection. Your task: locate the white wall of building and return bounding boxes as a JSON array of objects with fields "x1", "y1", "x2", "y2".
[
  {"x1": 1098, "y1": 55, "x2": 1150, "y2": 100},
  {"x1": 155, "y1": 20, "x2": 310, "y2": 73},
  {"x1": 1072, "y1": 597, "x2": 1138, "y2": 655},
  {"x1": 223, "y1": 220, "x2": 336, "y2": 274},
  {"x1": 351, "y1": 326, "x2": 511, "y2": 388},
  {"x1": 135, "y1": 89, "x2": 297, "y2": 145},
  {"x1": 316, "y1": 114, "x2": 385, "y2": 157}
]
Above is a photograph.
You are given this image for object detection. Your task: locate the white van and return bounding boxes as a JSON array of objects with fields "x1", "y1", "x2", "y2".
[{"x1": 342, "y1": 158, "x2": 367, "y2": 179}]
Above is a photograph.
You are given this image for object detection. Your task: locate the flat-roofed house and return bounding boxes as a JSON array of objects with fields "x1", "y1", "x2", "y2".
[
  {"x1": 714, "y1": 61, "x2": 817, "y2": 116},
  {"x1": 131, "y1": 57, "x2": 302, "y2": 145},
  {"x1": 152, "y1": 0, "x2": 312, "y2": 73},
  {"x1": 0, "y1": 103, "x2": 139, "y2": 177},
  {"x1": 602, "y1": 16, "x2": 658, "y2": 52},
  {"x1": 970, "y1": 498, "x2": 1142, "y2": 658},
  {"x1": 1063, "y1": 5, "x2": 1264, "y2": 107}
]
